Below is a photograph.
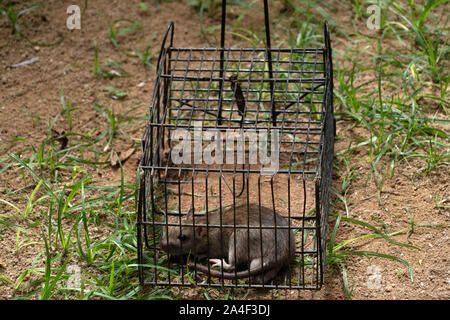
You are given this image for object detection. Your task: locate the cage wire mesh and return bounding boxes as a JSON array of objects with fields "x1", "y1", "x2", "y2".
[{"x1": 137, "y1": 1, "x2": 334, "y2": 290}]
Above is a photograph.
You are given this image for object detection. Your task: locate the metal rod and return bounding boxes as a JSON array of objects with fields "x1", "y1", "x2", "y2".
[
  {"x1": 218, "y1": 0, "x2": 227, "y2": 125},
  {"x1": 263, "y1": 0, "x2": 275, "y2": 123},
  {"x1": 170, "y1": 47, "x2": 324, "y2": 52},
  {"x1": 160, "y1": 74, "x2": 326, "y2": 83}
]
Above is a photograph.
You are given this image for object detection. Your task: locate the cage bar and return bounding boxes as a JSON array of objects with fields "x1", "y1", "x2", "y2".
[{"x1": 137, "y1": 4, "x2": 334, "y2": 290}]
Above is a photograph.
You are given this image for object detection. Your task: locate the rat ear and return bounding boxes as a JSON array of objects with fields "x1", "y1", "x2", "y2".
[
  {"x1": 195, "y1": 226, "x2": 207, "y2": 238},
  {"x1": 186, "y1": 206, "x2": 194, "y2": 220}
]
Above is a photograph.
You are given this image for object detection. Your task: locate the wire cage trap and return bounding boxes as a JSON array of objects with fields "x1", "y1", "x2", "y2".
[{"x1": 137, "y1": 1, "x2": 335, "y2": 290}]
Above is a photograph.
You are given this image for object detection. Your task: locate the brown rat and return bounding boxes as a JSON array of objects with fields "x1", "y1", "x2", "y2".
[{"x1": 160, "y1": 203, "x2": 296, "y2": 284}]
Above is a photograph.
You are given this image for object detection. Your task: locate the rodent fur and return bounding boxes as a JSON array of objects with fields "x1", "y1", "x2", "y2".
[{"x1": 160, "y1": 203, "x2": 295, "y2": 284}]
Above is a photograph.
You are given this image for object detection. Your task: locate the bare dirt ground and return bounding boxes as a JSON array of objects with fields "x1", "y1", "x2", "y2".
[{"x1": 0, "y1": 0, "x2": 448, "y2": 300}]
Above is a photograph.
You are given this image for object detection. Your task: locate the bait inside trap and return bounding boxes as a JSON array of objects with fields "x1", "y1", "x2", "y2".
[{"x1": 137, "y1": 1, "x2": 334, "y2": 290}]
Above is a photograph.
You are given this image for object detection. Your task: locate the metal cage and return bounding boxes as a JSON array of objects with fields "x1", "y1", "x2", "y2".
[{"x1": 137, "y1": 1, "x2": 334, "y2": 290}]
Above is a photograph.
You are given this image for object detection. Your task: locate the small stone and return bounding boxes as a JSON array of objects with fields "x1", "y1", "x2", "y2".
[{"x1": 110, "y1": 70, "x2": 121, "y2": 76}]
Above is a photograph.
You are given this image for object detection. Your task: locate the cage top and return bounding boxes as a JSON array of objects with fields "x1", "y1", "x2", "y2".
[
  {"x1": 141, "y1": 29, "x2": 333, "y2": 181},
  {"x1": 140, "y1": 3, "x2": 334, "y2": 180}
]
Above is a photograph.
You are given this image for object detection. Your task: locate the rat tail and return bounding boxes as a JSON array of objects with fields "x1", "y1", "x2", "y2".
[{"x1": 187, "y1": 261, "x2": 275, "y2": 281}]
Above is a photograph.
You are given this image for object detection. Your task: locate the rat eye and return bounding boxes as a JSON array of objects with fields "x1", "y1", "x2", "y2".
[{"x1": 177, "y1": 234, "x2": 188, "y2": 241}]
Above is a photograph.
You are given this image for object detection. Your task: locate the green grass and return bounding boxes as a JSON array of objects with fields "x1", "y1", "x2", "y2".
[
  {"x1": 4, "y1": 144, "x2": 160, "y2": 299},
  {"x1": 0, "y1": 1, "x2": 63, "y2": 46},
  {"x1": 0, "y1": 1, "x2": 41, "y2": 37},
  {"x1": 109, "y1": 19, "x2": 143, "y2": 56},
  {"x1": 0, "y1": 88, "x2": 152, "y2": 298},
  {"x1": 93, "y1": 40, "x2": 130, "y2": 79},
  {"x1": 135, "y1": 38, "x2": 156, "y2": 69},
  {"x1": 0, "y1": 0, "x2": 448, "y2": 300}
]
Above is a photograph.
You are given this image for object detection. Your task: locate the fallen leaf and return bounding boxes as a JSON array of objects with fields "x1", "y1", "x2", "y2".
[
  {"x1": 110, "y1": 146, "x2": 136, "y2": 168},
  {"x1": 119, "y1": 147, "x2": 135, "y2": 163}
]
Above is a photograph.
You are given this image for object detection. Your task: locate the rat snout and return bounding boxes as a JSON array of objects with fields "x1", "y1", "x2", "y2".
[{"x1": 159, "y1": 231, "x2": 183, "y2": 255}]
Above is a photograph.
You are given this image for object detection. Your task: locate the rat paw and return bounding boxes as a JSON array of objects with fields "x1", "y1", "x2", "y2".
[{"x1": 209, "y1": 259, "x2": 233, "y2": 270}]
